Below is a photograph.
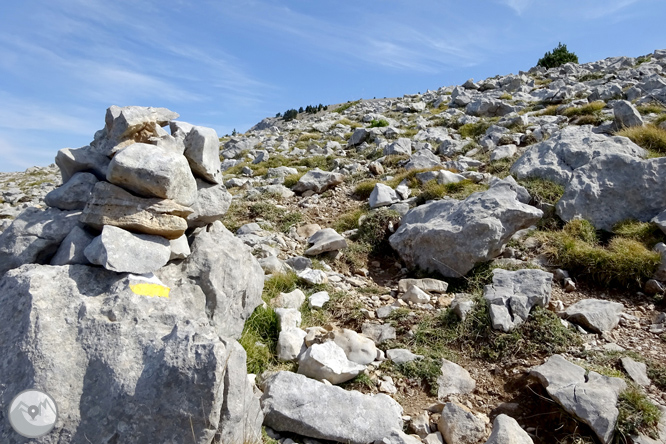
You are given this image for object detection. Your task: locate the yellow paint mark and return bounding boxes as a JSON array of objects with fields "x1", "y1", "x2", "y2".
[{"x1": 130, "y1": 283, "x2": 170, "y2": 298}]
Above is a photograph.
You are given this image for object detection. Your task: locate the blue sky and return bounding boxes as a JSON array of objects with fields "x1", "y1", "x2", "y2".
[{"x1": 0, "y1": 0, "x2": 664, "y2": 172}]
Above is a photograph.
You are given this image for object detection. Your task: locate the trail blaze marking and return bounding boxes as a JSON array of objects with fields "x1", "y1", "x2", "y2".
[
  {"x1": 128, "y1": 273, "x2": 171, "y2": 298},
  {"x1": 130, "y1": 283, "x2": 170, "y2": 298}
]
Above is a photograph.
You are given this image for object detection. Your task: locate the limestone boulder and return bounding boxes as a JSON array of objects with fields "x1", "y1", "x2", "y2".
[
  {"x1": 106, "y1": 143, "x2": 197, "y2": 206},
  {"x1": 261, "y1": 371, "x2": 403, "y2": 444},
  {"x1": 84, "y1": 225, "x2": 171, "y2": 274},
  {"x1": 186, "y1": 178, "x2": 232, "y2": 228},
  {"x1": 55, "y1": 145, "x2": 111, "y2": 182},
  {"x1": 94, "y1": 105, "x2": 180, "y2": 156},
  {"x1": 297, "y1": 341, "x2": 366, "y2": 384},
  {"x1": 292, "y1": 168, "x2": 344, "y2": 194},
  {"x1": 484, "y1": 414, "x2": 533, "y2": 444},
  {"x1": 531, "y1": 354, "x2": 626, "y2": 444},
  {"x1": 178, "y1": 221, "x2": 264, "y2": 339},
  {"x1": 437, "y1": 359, "x2": 476, "y2": 400},
  {"x1": 80, "y1": 181, "x2": 192, "y2": 240},
  {"x1": 563, "y1": 298, "x2": 624, "y2": 333},
  {"x1": 557, "y1": 154, "x2": 666, "y2": 230},
  {"x1": 0, "y1": 264, "x2": 262, "y2": 444},
  {"x1": 44, "y1": 172, "x2": 98, "y2": 210},
  {"x1": 370, "y1": 183, "x2": 400, "y2": 208},
  {"x1": 305, "y1": 228, "x2": 348, "y2": 255},
  {"x1": 184, "y1": 126, "x2": 222, "y2": 183},
  {"x1": 510, "y1": 126, "x2": 646, "y2": 186},
  {"x1": 50, "y1": 226, "x2": 96, "y2": 266},
  {"x1": 614, "y1": 100, "x2": 644, "y2": 129},
  {"x1": 484, "y1": 269, "x2": 552, "y2": 332},
  {"x1": 0, "y1": 207, "x2": 82, "y2": 276},
  {"x1": 389, "y1": 178, "x2": 542, "y2": 278}
]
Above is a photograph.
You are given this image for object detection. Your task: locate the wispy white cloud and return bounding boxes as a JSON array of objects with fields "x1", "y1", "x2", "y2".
[
  {"x1": 497, "y1": 0, "x2": 533, "y2": 15},
  {"x1": 219, "y1": 1, "x2": 488, "y2": 74},
  {"x1": 0, "y1": 93, "x2": 97, "y2": 135}
]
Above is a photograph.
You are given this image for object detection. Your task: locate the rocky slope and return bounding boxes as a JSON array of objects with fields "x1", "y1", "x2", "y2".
[{"x1": 2, "y1": 50, "x2": 666, "y2": 443}]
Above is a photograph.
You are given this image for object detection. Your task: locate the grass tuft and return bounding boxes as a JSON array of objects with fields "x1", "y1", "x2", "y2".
[
  {"x1": 562, "y1": 101, "x2": 605, "y2": 118},
  {"x1": 518, "y1": 178, "x2": 565, "y2": 205},
  {"x1": 369, "y1": 119, "x2": 389, "y2": 128},
  {"x1": 616, "y1": 124, "x2": 666, "y2": 156},
  {"x1": 539, "y1": 220, "x2": 660, "y2": 288}
]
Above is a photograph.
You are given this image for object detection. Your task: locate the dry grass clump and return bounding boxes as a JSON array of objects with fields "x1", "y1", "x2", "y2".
[
  {"x1": 539, "y1": 219, "x2": 660, "y2": 288},
  {"x1": 616, "y1": 124, "x2": 666, "y2": 156},
  {"x1": 562, "y1": 101, "x2": 606, "y2": 118}
]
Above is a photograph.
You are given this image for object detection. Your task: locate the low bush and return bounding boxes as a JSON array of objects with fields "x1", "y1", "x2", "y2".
[
  {"x1": 369, "y1": 119, "x2": 389, "y2": 128},
  {"x1": 282, "y1": 172, "x2": 305, "y2": 188},
  {"x1": 458, "y1": 121, "x2": 492, "y2": 139},
  {"x1": 616, "y1": 386, "x2": 662, "y2": 441}
]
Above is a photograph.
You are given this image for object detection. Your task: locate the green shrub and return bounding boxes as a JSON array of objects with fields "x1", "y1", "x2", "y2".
[
  {"x1": 616, "y1": 124, "x2": 666, "y2": 156},
  {"x1": 458, "y1": 121, "x2": 492, "y2": 139},
  {"x1": 333, "y1": 208, "x2": 367, "y2": 232},
  {"x1": 369, "y1": 119, "x2": 389, "y2": 128},
  {"x1": 282, "y1": 172, "x2": 304, "y2": 188},
  {"x1": 537, "y1": 42, "x2": 579, "y2": 69},
  {"x1": 356, "y1": 208, "x2": 401, "y2": 247}
]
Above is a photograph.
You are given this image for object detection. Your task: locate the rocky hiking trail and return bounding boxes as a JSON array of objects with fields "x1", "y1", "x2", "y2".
[{"x1": 3, "y1": 51, "x2": 666, "y2": 444}]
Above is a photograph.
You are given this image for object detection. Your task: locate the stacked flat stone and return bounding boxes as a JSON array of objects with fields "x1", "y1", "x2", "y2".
[{"x1": 37, "y1": 105, "x2": 232, "y2": 275}]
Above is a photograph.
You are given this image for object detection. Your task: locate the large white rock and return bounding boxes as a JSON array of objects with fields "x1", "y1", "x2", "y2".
[
  {"x1": 438, "y1": 402, "x2": 486, "y2": 444},
  {"x1": 0, "y1": 207, "x2": 82, "y2": 276},
  {"x1": 297, "y1": 341, "x2": 366, "y2": 384},
  {"x1": 106, "y1": 143, "x2": 198, "y2": 206},
  {"x1": 384, "y1": 138, "x2": 412, "y2": 156},
  {"x1": 484, "y1": 414, "x2": 533, "y2": 444},
  {"x1": 437, "y1": 359, "x2": 476, "y2": 399},
  {"x1": 176, "y1": 220, "x2": 264, "y2": 339},
  {"x1": 292, "y1": 168, "x2": 344, "y2": 194},
  {"x1": 184, "y1": 126, "x2": 222, "y2": 183},
  {"x1": 369, "y1": 183, "x2": 400, "y2": 208},
  {"x1": 277, "y1": 328, "x2": 307, "y2": 361},
  {"x1": 305, "y1": 228, "x2": 348, "y2": 255},
  {"x1": 614, "y1": 100, "x2": 644, "y2": 129},
  {"x1": 50, "y1": 226, "x2": 96, "y2": 266},
  {"x1": 556, "y1": 154, "x2": 666, "y2": 230},
  {"x1": 389, "y1": 179, "x2": 542, "y2": 278},
  {"x1": 261, "y1": 371, "x2": 403, "y2": 444},
  {"x1": 84, "y1": 225, "x2": 171, "y2": 274},
  {"x1": 80, "y1": 181, "x2": 192, "y2": 240},
  {"x1": 329, "y1": 328, "x2": 378, "y2": 365},
  {"x1": 55, "y1": 145, "x2": 111, "y2": 182},
  {"x1": 563, "y1": 298, "x2": 624, "y2": 333},
  {"x1": 484, "y1": 269, "x2": 552, "y2": 332},
  {"x1": 186, "y1": 178, "x2": 232, "y2": 228},
  {"x1": 531, "y1": 354, "x2": 626, "y2": 444},
  {"x1": 0, "y1": 264, "x2": 262, "y2": 444},
  {"x1": 510, "y1": 126, "x2": 646, "y2": 186},
  {"x1": 44, "y1": 172, "x2": 98, "y2": 210}
]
